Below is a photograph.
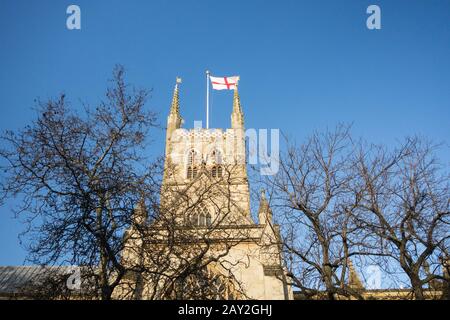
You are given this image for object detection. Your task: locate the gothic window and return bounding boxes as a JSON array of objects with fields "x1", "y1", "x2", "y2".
[
  {"x1": 211, "y1": 149, "x2": 222, "y2": 164},
  {"x1": 187, "y1": 166, "x2": 198, "y2": 179},
  {"x1": 199, "y1": 213, "x2": 206, "y2": 226},
  {"x1": 211, "y1": 165, "x2": 223, "y2": 178},
  {"x1": 188, "y1": 204, "x2": 212, "y2": 228},
  {"x1": 172, "y1": 268, "x2": 228, "y2": 299},
  {"x1": 189, "y1": 214, "x2": 198, "y2": 226},
  {"x1": 210, "y1": 150, "x2": 223, "y2": 178},
  {"x1": 187, "y1": 150, "x2": 199, "y2": 179},
  {"x1": 211, "y1": 276, "x2": 227, "y2": 300}
]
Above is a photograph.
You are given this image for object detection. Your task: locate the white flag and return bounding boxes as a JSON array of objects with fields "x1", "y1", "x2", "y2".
[{"x1": 210, "y1": 76, "x2": 240, "y2": 90}]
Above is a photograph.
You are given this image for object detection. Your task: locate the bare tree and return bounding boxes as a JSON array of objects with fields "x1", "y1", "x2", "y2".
[
  {"x1": 116, "y1": 163, "x2": 267, "y2": 300},
  {"x1": 0, "y1": 65, "x2": 159, "y2": 299},
  {"x1": 264, "y1": 125, "x2": 369, "y2": 300},
  {"x1": 0, "y1": 74, "x2": 274, "y2": 300},
  {"x1": 353, "y1": 137, "x2": 450, "y2": 299}
]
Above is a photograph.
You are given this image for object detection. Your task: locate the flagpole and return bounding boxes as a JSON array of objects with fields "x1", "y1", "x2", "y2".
[{"x1": 206, "y1": 70, "x2": 210, "y2": 129}]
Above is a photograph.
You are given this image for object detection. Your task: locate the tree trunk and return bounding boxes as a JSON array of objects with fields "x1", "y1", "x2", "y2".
[
  {"x1": 410, "y1": 275, "x2": 425, "y2": 300},
  {"x1": 323, "y1": 264, "x2": 335, "y2": 300},
  {"x1": 97, "y1": 201, "x2": 111, "y2": 300}
]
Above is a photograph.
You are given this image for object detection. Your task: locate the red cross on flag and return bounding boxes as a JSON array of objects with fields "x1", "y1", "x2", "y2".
[{"x1": 210, "y1": 75, "x2": 240, "y2": 90}]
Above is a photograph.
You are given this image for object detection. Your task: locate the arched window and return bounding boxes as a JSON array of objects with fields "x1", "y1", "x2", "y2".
[
  {"x1": 211, "y1": 149, "x2": 222, "y2": 164},
  {"x1": 199, "y1": 213, "x2": 206, "y2": 227},
  {"x1": 189, "y1": 214, "x2": 198, "y2": 226},
  {"x1": 206, "y1": 213, "x2": 212, "y2": 227},
  {"x1": 211, "y1": 165, "x2": 223, "y2": 178},
  {"x1": 187, "y1": 150, "x2": 199, "y2": 179},
  {"x1": 210, "y1": 150, "x2": 223, "y2": 178},
  {"x1": 188, "y1": 204, "x2": 212, "y2": 228}
]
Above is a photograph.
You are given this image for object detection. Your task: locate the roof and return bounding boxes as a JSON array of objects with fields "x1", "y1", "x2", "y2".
[{"x1": 0, "y1": 266, "x2": 77, "y2": 296}]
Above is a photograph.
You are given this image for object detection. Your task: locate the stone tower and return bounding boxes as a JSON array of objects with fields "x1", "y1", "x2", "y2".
[
  {"x1": 119, "y1": 79, "x2": 293, "y2": 300},
  {"x1": 161, "y1": 81, "x2": 251, "y2": 225},
  {"x1": 159, "y1": 79, "x2": 292, "y2": 299}
]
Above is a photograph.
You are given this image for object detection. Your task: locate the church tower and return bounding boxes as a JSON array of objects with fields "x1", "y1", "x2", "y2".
[
  {"x1": 159, "y1": 78, "x2": 292, "y2": 299},
  {"x1": 119, "y1": 78, "x2": 293, "y2": 300},
  {"x1": 161, "y1": 79, "x2": 252, "y2": 225}
]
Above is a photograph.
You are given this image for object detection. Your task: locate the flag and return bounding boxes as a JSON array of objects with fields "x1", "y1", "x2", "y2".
[{"x1": 210, "y1": 76, "x2": 240, "y2": 90}]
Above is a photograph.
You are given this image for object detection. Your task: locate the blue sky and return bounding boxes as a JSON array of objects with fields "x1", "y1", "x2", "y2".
[{"x1": 0, "y1": 0, "x2": 449, "y2": 265}]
